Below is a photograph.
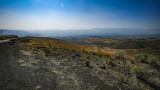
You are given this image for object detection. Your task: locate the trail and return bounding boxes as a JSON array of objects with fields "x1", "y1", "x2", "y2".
[{"x1": 0, "y1": 39, "x2": 10, "y2": 43}]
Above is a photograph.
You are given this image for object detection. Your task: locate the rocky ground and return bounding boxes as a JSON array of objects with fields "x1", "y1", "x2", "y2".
[{"x1": 0, "y1": 37, "x2": 160, "y2": 90}]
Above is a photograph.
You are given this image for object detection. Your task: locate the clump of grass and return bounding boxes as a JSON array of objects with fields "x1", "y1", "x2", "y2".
[
  {"x1": 134, "y1": 53, "x2": 148, "y2": 63},
  {"x1": 130, "y1": 65, "x2": 145, "y2": 77},
  {"x1": 34, "y1": 85, "x2": 42, "y2": 89},
  {"x1": 124, "y1": 55, "x2": 135, "y2": 63},
  {"x1": 18, "y1": 59, "x2": 26, "y2": 67},
  {"x1": 20, "y1": 63, "x2": 26, "y2": 67},
  {"x1": 19, "y1": 59, "x2": 25, "y2": 63}
]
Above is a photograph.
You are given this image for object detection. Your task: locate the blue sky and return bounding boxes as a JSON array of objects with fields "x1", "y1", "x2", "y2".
[{"x1": 0, "y1": 0, "x2": 160, "y2": 30}]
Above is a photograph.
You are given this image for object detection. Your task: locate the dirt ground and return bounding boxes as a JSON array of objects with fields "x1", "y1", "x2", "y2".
[
  {"x1": 0, "y1": 42, "x2": 116, "y2": 90},
  {"x1": 0, "y1": 39, "x2": 160, "y2": 90}
]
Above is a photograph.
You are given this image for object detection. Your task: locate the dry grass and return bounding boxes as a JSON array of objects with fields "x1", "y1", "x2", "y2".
[
  {"x1": 19, "y1": 37, "x2": 115, "y2": 59},
  {"x1": 18, "y1": 59, "x2": 25, "y2": 63},
  {"x1": 20, "y1": 63, "x2": 26, "y2": 67},
  {"x1": 0, "y1": 35, "x2": 18, "y2": 40},
  {"x1": 130, "y1": 65, "x2": 145, "y2": 77},
  {"x1": 22, "y1": 37, "x2": 91, "y2": 53},
  {"x1": 34, "y1": 85, "x2": 42, "y2": 89},
  {"x1": 18, "y1": 59, "x2": 26, "y2": 67},
  {"x1": 124, "y1": 55, "x2": 135, "y2": 62},
  {"x1": 146, "y1": 59, "x2": 152, "y2": 64},
  {"x1": 93, "y1": 52, "x2": 115, "y2": 60}
]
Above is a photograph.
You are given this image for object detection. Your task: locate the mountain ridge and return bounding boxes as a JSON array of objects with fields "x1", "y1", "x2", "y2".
[{"x1": 1, "y1": 28, "x2": 160, "y2": 38}]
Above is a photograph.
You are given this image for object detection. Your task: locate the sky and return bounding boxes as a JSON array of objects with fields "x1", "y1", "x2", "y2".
[{"x1": 0, "y1": 0, "x2": 160, "y2": 30}]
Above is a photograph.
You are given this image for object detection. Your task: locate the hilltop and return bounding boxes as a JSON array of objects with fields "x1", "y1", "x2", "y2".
[{"x1": 0, "y1": 36, "x2": 160, "y2": 90}]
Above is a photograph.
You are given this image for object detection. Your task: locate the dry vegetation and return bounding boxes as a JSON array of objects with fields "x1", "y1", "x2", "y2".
[
  {"x1": 19, "y1": 37, "x2": 160, "y2": 65},
  {"x1": 0, "y1": 35, "x2": 19, "y2": 40},
  {"x1": 130, "y1": 65, "x2": 145, "y2": 77},
  {"x1": 124, "y1": 55, "x2": 135, "y2": 63},
  {"x1": 66, "y1": 37, "x2": 160, "y2": 70},
  {"x1": 1, "y1": 36, "x2": 160, "y2": 90},
  {"x1": 83, "y1": 43, "x2": 160, "y2": 69},
  {"x1": 19, "y1": 37, "x2": 115, "y2": 59}
]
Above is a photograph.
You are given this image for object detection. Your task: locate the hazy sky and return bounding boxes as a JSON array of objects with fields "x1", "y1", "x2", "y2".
[{"x1": 0, "y1": 0, "x2": 160, "y2": 30}]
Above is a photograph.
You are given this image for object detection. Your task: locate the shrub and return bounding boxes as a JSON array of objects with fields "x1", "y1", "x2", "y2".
[
  {"x1": 84, "y1": 56, "x2": 90, "y2": 67},
  {"x1": 130, "y1": 65, "x2": 145, "y2": 77},
  {"x1": 134, "y1": 53, "x2": 147, "y2": 63}
]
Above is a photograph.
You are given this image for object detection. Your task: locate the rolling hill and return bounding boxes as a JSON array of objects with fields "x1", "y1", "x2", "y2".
[{"x1": 0, "y1": 36, "x2": 160, "y2": 89}]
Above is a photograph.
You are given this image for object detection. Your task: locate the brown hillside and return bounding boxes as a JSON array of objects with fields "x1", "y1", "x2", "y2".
[
  {"x1": 18, "y1": 37, "x2": 114, "y2": 59},
  {"x1": 63, "y1": 37, "x2": 160, "y2": 49}
]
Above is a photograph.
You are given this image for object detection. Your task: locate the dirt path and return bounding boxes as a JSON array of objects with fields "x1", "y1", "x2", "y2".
[{"x1": 0, "y1": 39, "x2": 10, "y2": 43}]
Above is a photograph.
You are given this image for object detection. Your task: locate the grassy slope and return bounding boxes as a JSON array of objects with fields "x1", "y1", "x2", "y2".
[{"x1": 19, "y1": 37, "x2": 115, "y2": 59}]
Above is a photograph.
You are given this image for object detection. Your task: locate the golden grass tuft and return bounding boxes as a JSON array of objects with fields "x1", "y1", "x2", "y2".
[
  {"x1": 19, "y1": 59, "x2": 26, "y2": 67},
  {"x1": 18, "y1": 59, "x2": 25, "y2": 63},
  {"x1": 34, "y1": 85, "x2": 42, "y2": 89},
  {"x1": 20, "y1": 63, "x2": 26, "y2": 67},
  {"x1": 93, "y1": 52, "x2": 115, "y2": 60},
  {"x1": 124, "y1": 55, "x2": 135, "y2": 62}
]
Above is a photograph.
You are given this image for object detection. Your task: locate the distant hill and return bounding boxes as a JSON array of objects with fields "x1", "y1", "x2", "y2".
[
  {"x1": 60, "y1": 37, "x2": 160, "y2": 49},
  {"x1": 1, "y1": 30, "x2": 41, "y2": 37},
  {"x1": 1, "y1": 28, "x2": 160, "y2": 38}
]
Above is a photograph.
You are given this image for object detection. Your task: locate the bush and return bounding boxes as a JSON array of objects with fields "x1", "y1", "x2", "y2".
[
  {"x1": 134, "y1": 53, "x2": 147, "y2": 63},
  {"x1": 130, "y1": 65, "x2": 145, "y2": 77},
  {"x1": 84, "y1": 56, "x2": 90, "y2": 67}
]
